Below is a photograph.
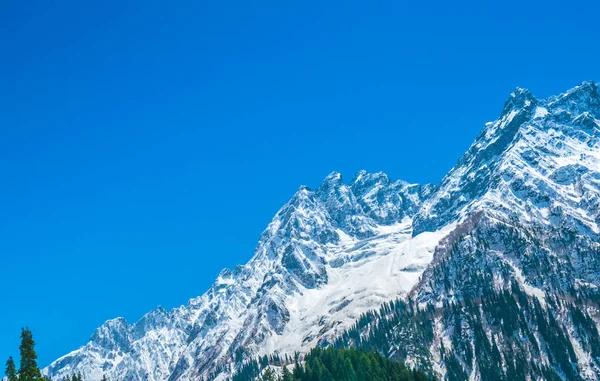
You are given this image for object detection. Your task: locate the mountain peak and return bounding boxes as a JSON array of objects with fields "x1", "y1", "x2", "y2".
[
  {"x1": 502, "y1": 86, "x2": 536, "y2": 115},
  {"x1": 90, "y1": 317, "x2": 130, "y2": 352},
  {"x1": 414, "y1": 81, "x2": 600, "y2": 235},
  {"x1": 512, "y1": 86, "x2": 532, "y2": 96},
  {"x1": 351, "y1": 170, "x2": 390, "y2": 186},
  {"x1": 545, "y1": 80, "x2": 600, "y2": 117},
  {"x1": 320, "y1": 171, "x2": 343, "y2": 186},
  {"x1": 556, "y1": 80, "x2": 598, "y2": 101},
  {"x1": 568, "y1": 80, "x2": 597, "y2": 94}
]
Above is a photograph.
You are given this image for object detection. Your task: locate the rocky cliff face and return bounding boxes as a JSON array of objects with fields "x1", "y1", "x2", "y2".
[{"x1": 45, "y1": 81, "x2": 600, "y2": 381}]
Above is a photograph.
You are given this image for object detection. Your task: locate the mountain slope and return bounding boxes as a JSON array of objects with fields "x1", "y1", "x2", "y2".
[
  {"x1": 45, "y1": 172, "x2": 437, "y2": 381},
  {"x1": 45, "y1": 81, "x2": 600, "y2": 381},
  {"x1": 414, "y1": 81, "x2": 600, "y2": 236},
  {"x1": 336, "y1": 81, "x2": 600, "y2": 380}
]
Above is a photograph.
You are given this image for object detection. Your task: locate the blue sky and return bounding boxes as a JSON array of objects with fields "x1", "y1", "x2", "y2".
[{"x1": 1, "y1": 0, "x2": 598, "y2": 366}]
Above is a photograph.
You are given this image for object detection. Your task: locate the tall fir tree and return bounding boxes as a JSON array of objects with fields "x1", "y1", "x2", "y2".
[
  {"x1": 281, "y1": 366, "x2": 293, "y2": 381},
  {"x1": 5, "y1": 356, "x2": 18, "y2": 381},
  {"x1": 18, "y1": 328, "x2": 42, "y2": 381},
  {"x1": 261, "y1": 368, "x2": 275, "y2": 381}
]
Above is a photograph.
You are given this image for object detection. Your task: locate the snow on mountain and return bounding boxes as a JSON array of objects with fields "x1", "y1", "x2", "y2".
[
  {"x1": 414, "y1": 81, "x2": 600, "y2": 236},
  {"x1": 45, "y1": 81, "x2": 600, "y2": 381},
  {"x1": 44, "y1": 172, "x2": 436, "y2": 381},
  {"x1": 406, "y1": 80, "x2": 600, "y2": 312},
  {"x1": 358, "y1": 81, "x2": 600, "y2": 380}
]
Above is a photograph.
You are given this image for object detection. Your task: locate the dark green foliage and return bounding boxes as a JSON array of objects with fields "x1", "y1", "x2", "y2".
[
  {"x1": 333, "y1": 299, "x2": 435, "y2": 373},
  {"x1": 230, "y1": 347, "x2": 432, "y2": 381},
  {"x1": 3, "y1": 328, "x2": 87, "y2": 381},
  {"x1": 232, "y1": 359, "x2": 261, "y2": 381},
  {"x1": 333, "y1": 299, "x2": 435, "y2": 374},
  {"x1": 61, "y1": 372, "x2": 84, "y2": 381},
  {"x1": 262, "y1": 368, "x2": 276, "y2": 381},
  {"x1": 5, "y1": 356, "x2": 18, "y2": 381},
  {"x1": 442, "y1": 354, "x2": 466, "y2": 381},
  {"x1": 570, "y1": 304, "x2": 600, "y2": 359},
  {"x1": 281, "y1": 366, "x2": 294, "y2": 381},
  {"x1": 70, "y1": 373, "x2": 83, "y2": 381},
  {"x1": 18, "y1": 328, "x2": 43, "y2": 381},
  {"x1": 329, "y1": 274, "x2": 599, "y2": 381},
  {"x1": 297, "y1": 347, "x2": 431, "y2": 381},
  {"x1": 5, "y1": 329, "x2": 52, "y2": 381},
  {"x1": 222, "y1": 233, "x2": 600, "y2": 381}
]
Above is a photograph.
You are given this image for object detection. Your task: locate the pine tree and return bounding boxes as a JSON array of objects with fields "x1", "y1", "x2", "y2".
[
  {"x1": 5, "y1": 356, "x2": 18, "y2": 381},
  {"x1": 293, "y1": 359, "x2": 304, "y2": 380},
  {"x1": 262, "y1": 368, "x2": 275, "y2": 381},
  {"x1": 18, "y1": 328, "x2": 42, "y2": 381},
  {"x1": 281, "y1": 366, "x2": 293, "y2": 381}
]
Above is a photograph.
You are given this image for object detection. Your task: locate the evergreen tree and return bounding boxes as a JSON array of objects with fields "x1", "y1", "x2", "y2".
[
  {"x1": 281, "y1": 366, "x2": 293, "y2": 381},
  {"x1": 293, "y1": 358, "x2": 304, "y2": 380},
  {"x1": 261, "y1": 368, "x2": 275, "y2": 381},
  {"x1": 5, "y1": 356, "x2": 18, "y2": 381},
  {"x1": 68, "y1": 373, "x2": 83, "y2": 381},
  {"x1": 18, "y1": 328, "x2": 42, "y2": 381}
]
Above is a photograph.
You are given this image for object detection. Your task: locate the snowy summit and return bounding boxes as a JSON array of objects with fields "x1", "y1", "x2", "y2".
[{"x1": 45, "y1": 82, "x2": 600, "y2": 381}]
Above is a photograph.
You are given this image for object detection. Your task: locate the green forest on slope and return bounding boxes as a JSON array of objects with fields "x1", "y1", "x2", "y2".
[{"x1": 225, "y1": 347, "x2": 433, "y2": 381}]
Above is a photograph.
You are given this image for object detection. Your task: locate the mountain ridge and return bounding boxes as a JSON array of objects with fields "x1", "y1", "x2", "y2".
[
  {"x1": 45, "y1": 167, "x2": 436, "y2": 381},
  {"x1": 45, "y1": 81, "x2": 600, "y2": 381}
]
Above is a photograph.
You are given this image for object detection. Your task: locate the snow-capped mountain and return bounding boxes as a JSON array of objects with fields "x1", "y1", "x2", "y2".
[
  {"x1": 45, "y1": 81, "x2": 600, "y2": 381},
  {"x1": 45, "y1": 171, "x2": 437, "y2": 381},
  {"x1": 414, "y1": 81, "x2": 600, "y2": 237},
  {"x1": 413, "y1": 80, "x2": 600, "y2": 302},
  {"x1": 339, "y1": 81, "x2": 600, "y2": 380}
]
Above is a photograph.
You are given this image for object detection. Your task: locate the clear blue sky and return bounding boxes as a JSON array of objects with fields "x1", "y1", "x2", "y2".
[{"x1": 1, "y1": 0, "x2": 598, "y2": 366}]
